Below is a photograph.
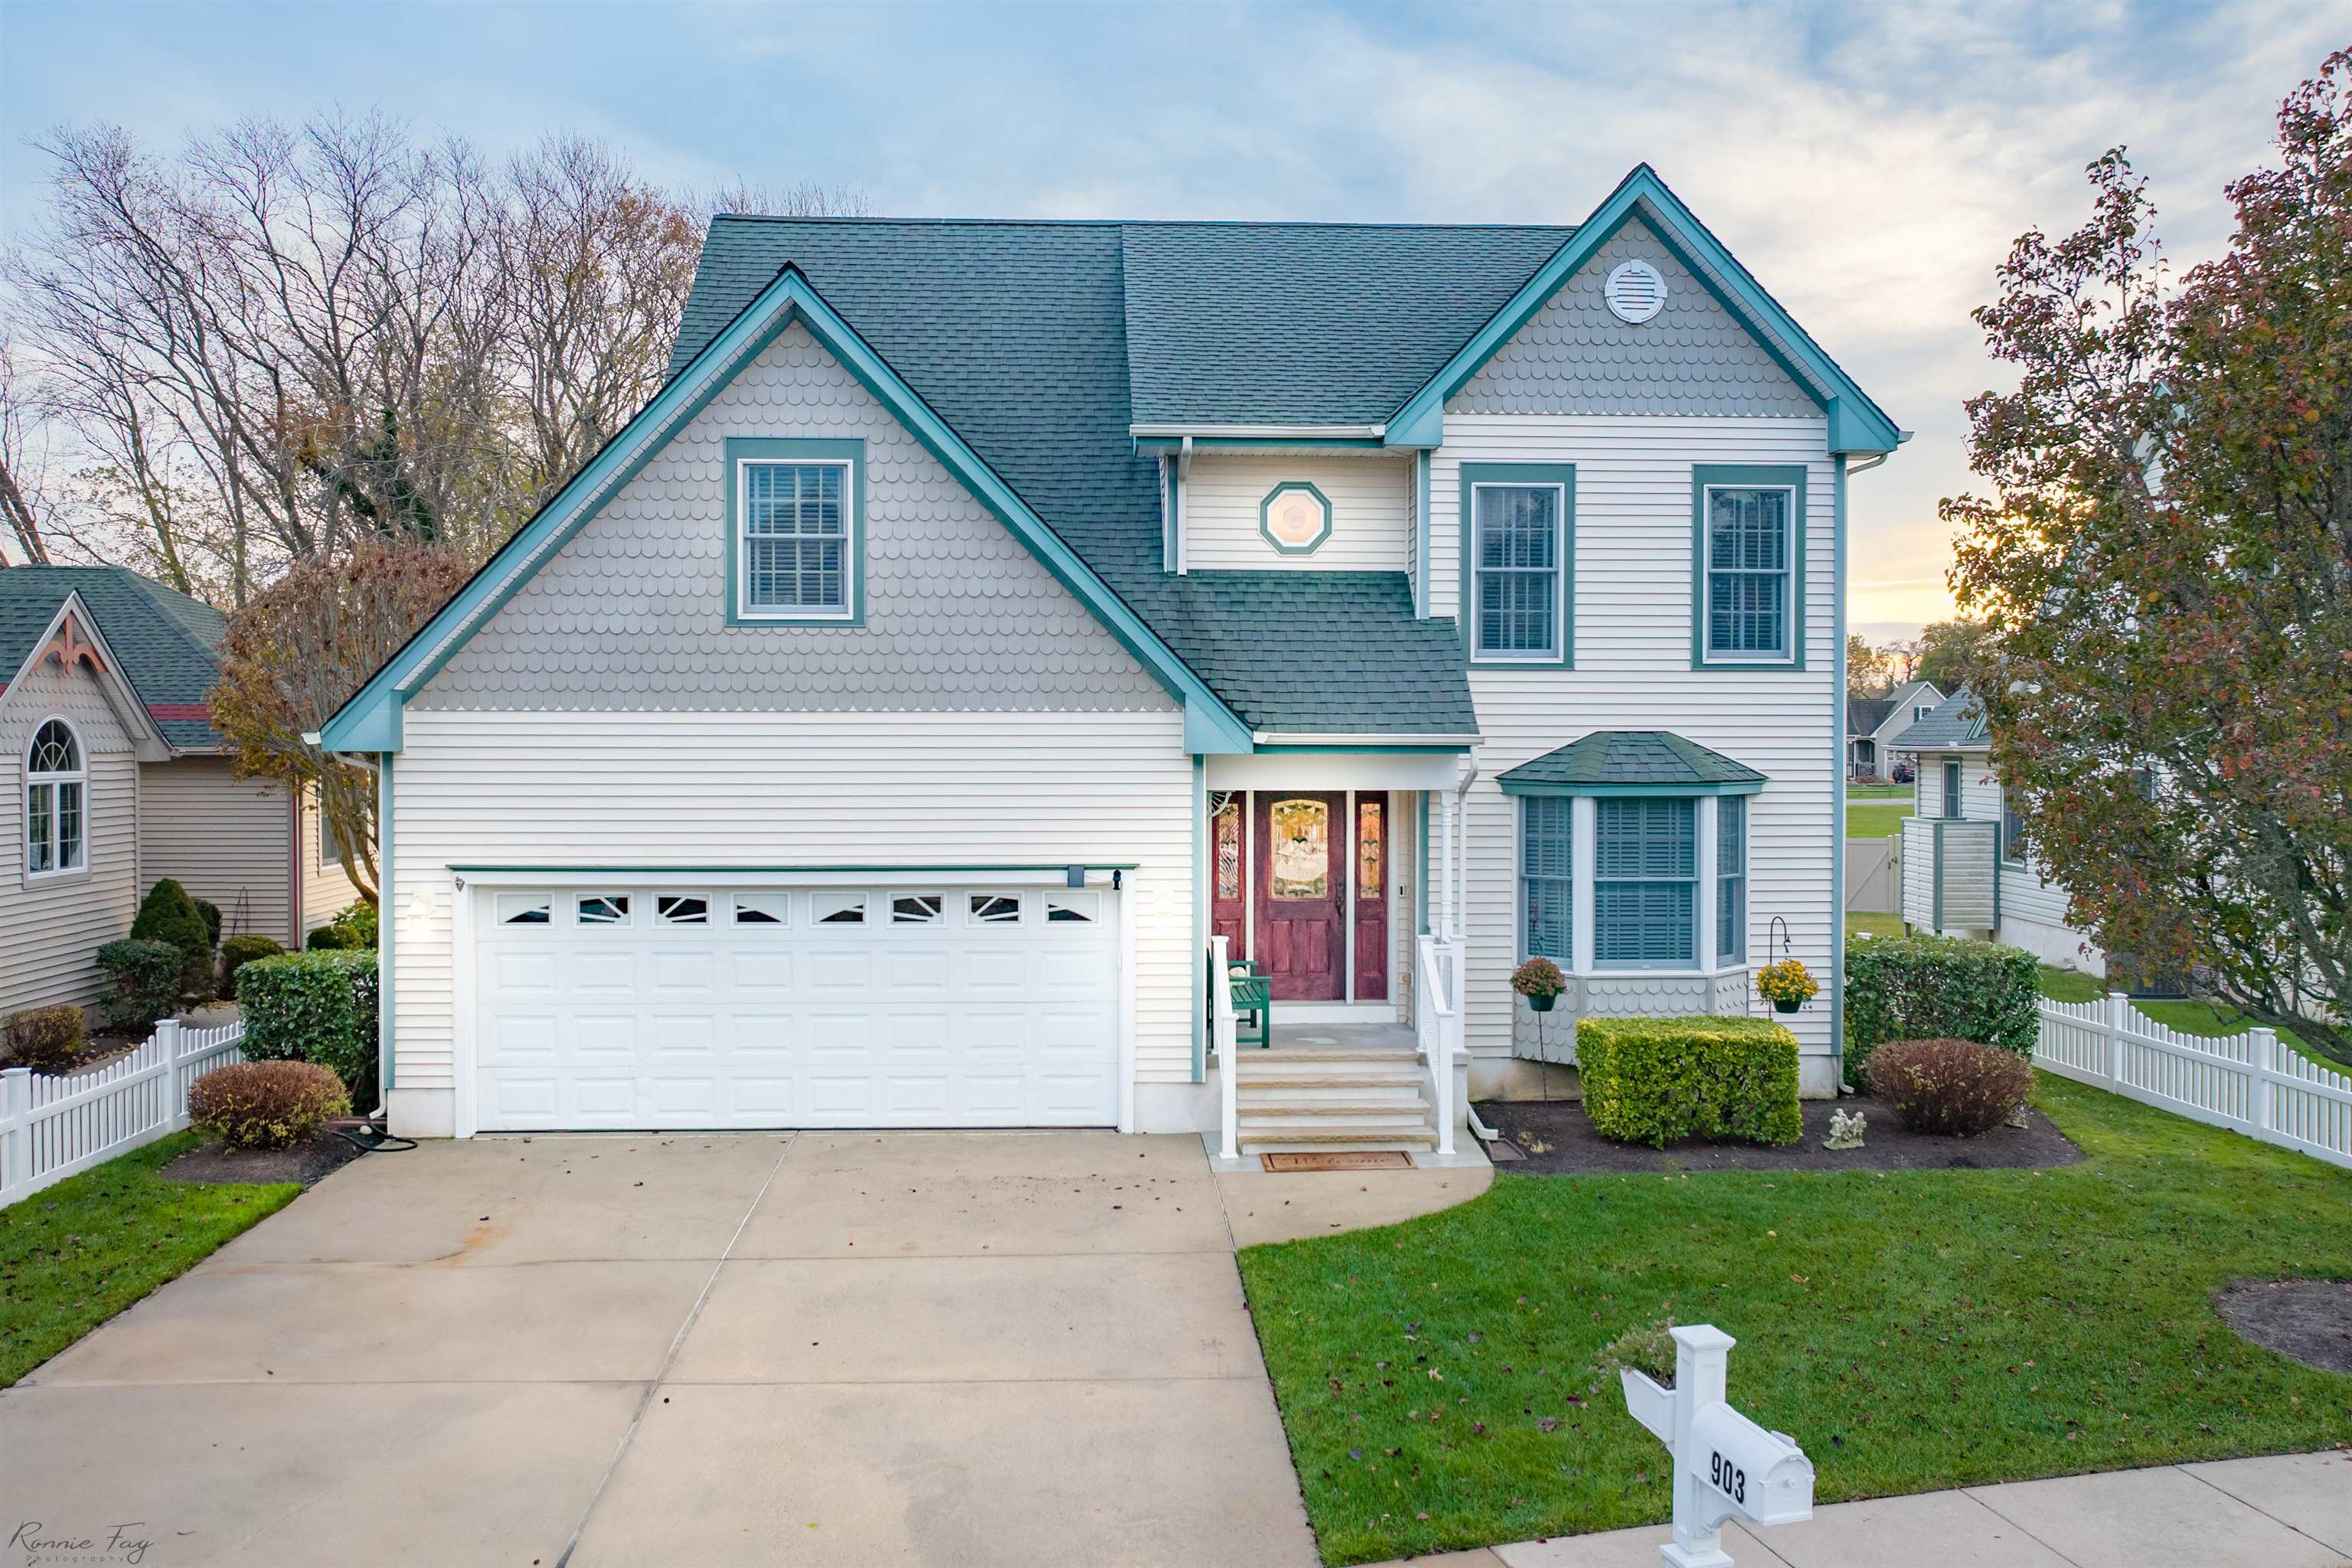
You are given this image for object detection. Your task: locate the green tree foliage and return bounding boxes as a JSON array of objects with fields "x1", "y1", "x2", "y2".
[
  {"x1": 1913, "y1": 619, "x2": 1990, "y2": 693},
  {"x1": 1942, "y1": 50, "x2": 2352, "y2": 1063}
]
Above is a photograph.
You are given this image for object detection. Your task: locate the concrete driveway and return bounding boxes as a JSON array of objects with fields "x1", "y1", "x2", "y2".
[{"x1": 2, "y1": 1132, "x2": 1324, "y2": 1567}]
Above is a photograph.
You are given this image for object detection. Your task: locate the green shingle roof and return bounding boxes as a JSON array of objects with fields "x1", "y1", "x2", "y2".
[
  {"x1": 1498, "y1": 730, "x2": 1768, "y2": 792},
  {"x1": 1891, "y1": 689, "x2": 1989, "y2": 752},
  {"x1": 666, "y1": 217, "x2": 1524, "y2": 734},
  {"x1": 0, "y1": 567, "x2": 227, "y2": 750}
]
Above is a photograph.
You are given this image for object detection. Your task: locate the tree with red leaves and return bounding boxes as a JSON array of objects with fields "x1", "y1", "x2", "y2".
[{"x1": 1943, "y1": 48, "x2": 2352, "y2": 1063}]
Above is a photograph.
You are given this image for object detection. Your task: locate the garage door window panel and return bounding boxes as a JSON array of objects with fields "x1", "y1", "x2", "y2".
[
  {"x1": 815, "y1": 893, "x2": 867, "y2": 926},
  {"x1": 578, "y1": 894, "x2": 632, "y2": 926},
  {"x1": 657, "y1": 894, "x2": 710, "y2": 925},
  {"x1": 732, "y1": 892, "x2": 790, "y2": 925}
]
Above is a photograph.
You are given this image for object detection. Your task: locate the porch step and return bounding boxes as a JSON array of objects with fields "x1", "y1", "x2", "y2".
[
  {"x1": 1239, "y1": 1083, "x2": 1425, "y2": 1107},
  {"x1": 1238, "y1": 1072, "x2": 1423, "y2": 1091},
  {"x1": 1236, "y1": 1096, "x2": 1433, "y2": 1118},
  {"x1": 1242, "y1": 1047, "x2": 1421, "y2": 1066},
  {"x1": 1238, "y1": 1121, "x2": 1440, "y2": 1149},
  {"x1": 1240, "y1": 1108, "x2": 1436, "y2": 1136}
]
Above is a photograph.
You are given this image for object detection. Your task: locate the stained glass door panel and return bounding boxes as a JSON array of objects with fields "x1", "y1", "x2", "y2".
[
  {"x1": 1352, "y1": 795, "x2": 1388, "y2": 1001},
  {"x1": 1254, "y1": 793, "x2": 1344, "y2": 1000},
  {"x1": 1210, "y1": 795, "x2": 1247, "y2": 962}
]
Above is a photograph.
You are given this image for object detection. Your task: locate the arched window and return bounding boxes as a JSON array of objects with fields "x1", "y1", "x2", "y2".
[{"x1": 25, "y1": 717, "x2": 86, "y2": 877}]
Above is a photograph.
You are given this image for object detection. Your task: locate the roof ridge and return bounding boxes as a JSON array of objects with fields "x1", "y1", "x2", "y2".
[{"x1": 710, "y1": 213, "x2": 1579, "y2": 233}]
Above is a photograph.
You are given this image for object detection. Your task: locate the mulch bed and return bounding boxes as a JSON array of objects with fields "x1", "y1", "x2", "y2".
[
  {"x1": 1472, "y1": 1093, "x2": 2083, "y2": 1174},
  {"x1": 162, "y1": 1126, "x2": 364, "y2": 1187},
  {"x1": 2215, "y1": 1279, "x2": 2352, "y2": 1377}
]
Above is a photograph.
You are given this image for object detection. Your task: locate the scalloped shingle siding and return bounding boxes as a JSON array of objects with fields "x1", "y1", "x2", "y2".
[
  {"x1": 417, "y1": 323, "x2": 1170, "y2": 714},
  {"x1": 1452, "y1": 217, "x2": 1815, "y2": 418}
]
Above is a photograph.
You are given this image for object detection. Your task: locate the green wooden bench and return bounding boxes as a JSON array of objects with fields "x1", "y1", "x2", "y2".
[{"x1": 1228, "y1": 961, "x2": 1271, "y2": 1050}]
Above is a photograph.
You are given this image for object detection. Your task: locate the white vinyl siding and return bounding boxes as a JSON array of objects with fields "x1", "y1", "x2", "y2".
[
  {"x1": 300, "y1": 786, "x2": 362, "y2": 936},
  {"x1": 1921, "y1": 748, "x2": 2094, "y2": 971},
  {"x1": 384, "y1": 709, "x2": 1192, "y2": 1126},
  {"x1": 1180, "y1": 452, "x2": 1412, "y2": 571},
  {"x1": 1429, "y1": 413, "x2": 1839, "y2": 1084},
  {"x1": 139, "y1": 758, "x2": 296, "y2": 946},
  {"x1": 0, "y1": 659, "x2": 140, "y2": 1015}
]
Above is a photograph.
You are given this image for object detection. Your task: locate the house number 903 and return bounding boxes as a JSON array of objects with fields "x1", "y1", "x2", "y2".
[{"x1": 1710, "y1": 1451, "x2": 1747, "y2": 1505}]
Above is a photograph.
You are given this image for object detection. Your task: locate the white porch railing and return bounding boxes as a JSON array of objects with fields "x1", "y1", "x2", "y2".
[
  {"x1": 2035, "y1": 993, "x2": 2351, "y2": 1171},
  {"x1": 1210, "y1": 936, "x2": 1240, "y2": 1161},
  {"x1": 0, "y1": 1018, "x2": 247, "y2": 1208},
  {"x1": 1415, "y1": 934, "x2": 1462, "y2": 1157}
]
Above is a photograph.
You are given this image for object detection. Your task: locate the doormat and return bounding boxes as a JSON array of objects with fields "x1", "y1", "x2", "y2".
[{"x1": 1260, "y1": 1151, "x2": 1416, "y2": 1172}]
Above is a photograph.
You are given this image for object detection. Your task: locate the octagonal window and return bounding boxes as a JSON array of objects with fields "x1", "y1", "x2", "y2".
[{"x1": 1259, "y1": 482, "x2": 1333, "y2": 554}]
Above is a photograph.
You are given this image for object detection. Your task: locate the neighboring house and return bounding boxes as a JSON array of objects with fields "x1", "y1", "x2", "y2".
[
  {"x1": 322, "y1": 165, "x2": 1904, "y2": 1142},
  {"x1": 1846, "y1": 678, "x2": 1942, "y2": 778},
  {"x1": 0, "y1": 567, "x2": 359, "y2": 1017},
  {"x1": 1893, "y1": 688, "x2": 2103, "y2": 976}
]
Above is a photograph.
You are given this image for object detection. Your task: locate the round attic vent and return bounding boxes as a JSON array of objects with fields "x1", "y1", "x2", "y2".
[{"x1": 1605, "y1": 259, "x2": 1668, "y2": 324}]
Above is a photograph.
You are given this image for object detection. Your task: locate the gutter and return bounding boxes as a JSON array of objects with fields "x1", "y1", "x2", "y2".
[
  {"x1": 1130, "y1": 422, "x2": 1386, "y2": 440},
  {"x1": 1253, "y1": 732, "x2": 1483, "y2": 747}
]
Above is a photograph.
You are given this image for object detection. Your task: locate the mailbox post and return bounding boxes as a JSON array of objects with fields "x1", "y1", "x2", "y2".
[{"x1": 1619, "y1": 1325, "x2": 1813, "y2": 1568}]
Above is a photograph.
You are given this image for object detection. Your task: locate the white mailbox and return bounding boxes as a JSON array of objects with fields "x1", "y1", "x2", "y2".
[{"x1": 1621, "y1": 1324, "x2": 1815, "y2": 1568}]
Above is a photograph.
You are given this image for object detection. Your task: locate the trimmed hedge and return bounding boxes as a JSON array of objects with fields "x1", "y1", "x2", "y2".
[
  {"x1": 220, "y1": 933, "x2": 286, "y2": 992},
  {"x1": 189, "y1": 1060, "x2": 348, "y2": 1149},
  {"x1": 130, "y1": 877, "x2": 214, "y2": 1001},
  {"x1": 193, "y1": 897, "x2": 223, "y2": 949},
  {"x1": 4, "y1": 1004, "x2": 87, "y2": 1072},
  {"x1": 1843, "y1": 934, "x2": 2039, "y2": 1081},
  {"x1": 237, "y1": 950, "x2": 379, "y2": 1115},
  {"x1": 96, "y1": 938, "x2": 185, "y2": 1034},
  {"x1": 1576, "y1": 1014, "x2": 1803, "y2": 1148}
]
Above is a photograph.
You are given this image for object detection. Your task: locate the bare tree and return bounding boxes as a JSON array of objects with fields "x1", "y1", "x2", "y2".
[
  {"x1": 0, "y1": 333, "x2": 56, "y2": 564},
  {"x1": 703, "y1": 179, "x2": 871, "y2": 219}
]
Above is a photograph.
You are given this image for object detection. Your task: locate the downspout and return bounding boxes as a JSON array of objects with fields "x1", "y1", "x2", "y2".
[
  {"x1": 1174, "y1": 435, "x2": 1193, "y2": 576},
  {"x1": 1832, "y1": 454, "x2": 1850, "y2": 1091}
]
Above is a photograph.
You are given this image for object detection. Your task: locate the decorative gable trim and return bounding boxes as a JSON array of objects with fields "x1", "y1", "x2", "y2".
[
  {"x1": 2, "y1": 593, "x2": 172, "y2": 761},
  {"x1": 322, "y1": 265, "x2": 1253, "y2": 755},
  {"x1": 1385, "y1": 166, "x2": 1902, "y2": 457}
]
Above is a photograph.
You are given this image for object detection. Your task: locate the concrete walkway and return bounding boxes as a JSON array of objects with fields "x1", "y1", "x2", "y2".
[
  {"x1": 1382, "y1": 1449, "x2": 2352, "y2": 1568},
  {"x1": 2, "y1": 1130, "x2": 1333, "y2": 1567}
]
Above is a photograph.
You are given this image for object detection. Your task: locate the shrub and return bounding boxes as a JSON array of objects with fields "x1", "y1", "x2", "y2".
[
  {"x1": 1864, "y1": 1037, "x2": 2035, "y2": 1137},
  {"x1": 1843, "y1": 934, "x2": 2039, "y2": 1081},
  {"x1": 129, "y1": 877, "x2": 214, "y2": 1000},
  {"x1": 1576, "y1": 1015, "x2": 1802, "y2": 1148},
  {"x1": 305, "y1": 922, "x2": 358, "y2": 950},
  {"x1": 3, "y1": 1004, "x2": 88, "y2": 1072},
  {"x1": 193, "y1": 897, "x2": 222, "y2": 949},
  {"x1": 333, "y1": 900, "x2": 378, "y2": 948},
  {"x1": 188, "y1": 1060, "x2": 348, "y2": 1149},
  {"x1": 95, "y1": 938, "x2": 185, "y2": 1034},
  {"x1": 237, "y1": 950, "x2": 379, "y2": 1115},
  {"x1": 219, "y1": 933, "x2": 286, "y2": 992}
]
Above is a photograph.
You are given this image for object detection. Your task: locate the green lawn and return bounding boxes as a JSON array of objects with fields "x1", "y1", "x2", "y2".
[
  {"x1": 1846, "y1": 802, "x2": 1913, "y2": 840},
  {"x1": 0, "y1": 1131, "x2": 299, "y2": 1387},
  {"x1": 1236, "y1": 1078, "x2": 2352, "y2": 1566},
  {"x1": 1851, "y1": 783, "x2": 1916, "y2": 802},
  {"x1": 2037, "y1": 965, "x2": 2344, "y2": 1074},
  {"x1": 1846, "y1": 912, "x2": 1905, "y2": 941}
]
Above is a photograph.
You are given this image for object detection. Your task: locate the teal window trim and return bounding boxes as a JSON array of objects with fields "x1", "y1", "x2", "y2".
[
  {"x1": 1518, "y1": 795, "x2": 1573, "y2": 963},
  {"x1": 724, "y1": 437, "x2": 864, "y2": 627},
  {"x1": 321, "y1": 265, "x2": 1253, "y2": 755},
  {"x1": 1257, "y1": 481, "x2": 1334, "y2": 554},
  {"x1": 1942, "y1": 760, "x2": 1964, "y2": 819},
  {"x1": 1459, "y1": 462, "x2": 1575, "y2": 668},
  {"x1": 1500, "y1": 778, "x2": 1762, "y2": 799},
  {"x1": 1691, "y1": 464, "x2": 1807, "y2": 671},
  {"x1": 1591, "y1": 795, "x2": 1700, "y2": 972},
  {"x1": 1717, "y1": 793, "x2": 1747, "y2": 964},
  {"x1": 2001, "y1": 788, "x2": 2026, "y2": 868},
  {"x1": 1414, "y1": 449, "x2": 1432, "y2": 619}
]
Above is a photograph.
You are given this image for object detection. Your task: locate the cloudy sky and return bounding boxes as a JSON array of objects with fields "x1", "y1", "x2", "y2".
[{"x1": 5, "y1": 0, "x2": 2347, "y2": 637}]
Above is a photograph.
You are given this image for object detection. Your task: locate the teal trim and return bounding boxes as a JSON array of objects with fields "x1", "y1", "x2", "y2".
[
  {"x1": 377, "y1": 753, "x2": 393, "y2": 1105},
  {"x1": 1385, "y1": 166, "x2": 1902, "y2": 456},
  {"x1": 1932, "y1": 822, "x2": 1946, "y2": 932},
  {"x1": 323, "y1": 265, "x2": 1252, "y2": 754},
  {"x1": 1191, "y1": 753, "x2": 1207, "y2": 1083},
  {"x1": 1257, "y1": 480, "x2": 1334, "y2": 554},
  {"x1": 1691, "y1": 464, "x2": 1808, "y2": 671},
  {"x1": 1414, "y1": 449, "x2": 1432, "y2": 619},
  {"x1": 1253, "y1": 743, "x2": 1472, "y2": 754},
  {"x1": 722, "y1": 437, "x2": 866, "y2": 627},
  {"x1": 1830, "y1": 455, "x2": 1847, "y2": 1080},
  {"x1": 1458, "y1": 462, "x2": 1576, "y2": 667},
  {"x1": 1500, "y1": 778, "x2": 1763, "y2": 798},
  {"x1": 1135, "y1": 436, "x2": 1387, "y2": 454},
  {"x1": 446, "y1": 862, "x2": 1145, "y2": 874}
]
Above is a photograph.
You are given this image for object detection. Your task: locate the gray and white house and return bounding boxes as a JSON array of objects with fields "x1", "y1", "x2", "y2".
[
  {"x1": 324, "y1": 166, "x2": 1904, "y2": 1148},
  {"x1": 1847, "y1": 678, "x2": 1942, "y2": 779}
]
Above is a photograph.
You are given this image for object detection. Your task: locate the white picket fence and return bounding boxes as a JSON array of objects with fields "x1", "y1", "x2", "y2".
[
  {"x1": 2036, "y1": 993, "x2": 2352, "y2": 1170},
  {"x1": 0, "y1": 1018, "x2": 247, "y2": 1207}
]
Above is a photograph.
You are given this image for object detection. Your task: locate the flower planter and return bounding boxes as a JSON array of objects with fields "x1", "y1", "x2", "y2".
[
  {"x1": 1772, "y1": 998, "x2": 1802, "y2": 1014},
  {"x1": 1528, "y1": 993, "x2": 1559, "y2": 1014}
]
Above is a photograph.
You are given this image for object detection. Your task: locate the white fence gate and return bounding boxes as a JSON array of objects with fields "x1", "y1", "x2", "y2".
[
  {"x1": 0, "y1": 1018, "x2": 247, "y2": 1207},
  {"x1": 1845, "y1": 838, "x2": 1899, "y2": 914},
  {"x1": 2036, "y1": 994, "x2": 2352, "y2": 1171}
]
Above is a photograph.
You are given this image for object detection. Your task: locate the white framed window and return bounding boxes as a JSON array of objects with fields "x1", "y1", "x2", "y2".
[
  {"x1": 732, "y1": 891, "x2": 790, "y2": 926},
  {"x1": 1518, "y1": 795, "x2": 1572, "y2": 962},
  {"x1": 577, "y1": 893, "x2": 632, "y2": 926},
  {"x1": 1717, "y1": 795, "x2": 1747, "y2": 963},
  {"x1": 1942, "y1": 760, "x2": 1964, "y2": 819},
  {"x1": 1471, "y1": 482, "x2": 1566, "y2": 661},
  {"x1": 495, "y1": 893, "x2": 552, "y2": 926},
  {"x1": 1046, "y1": 892, "x2": 1098, "y2": 924},
  {"x1": 969, "y1": 893, "x2": 1023, "y2": 925},
  {"x1": 1592, "y1": 798, "x2": 1697, "y2": 970},
  {"x1": 814, "y1": 892, "x2": 867, "y2": 926},
  {"x1": 656, "y1": 894, "x2": 710, "y2": 926},
  {"x1": 892, "y1": 893, "x2": 944, "y2": 925},
  {"x1": 737, "y1": 458, "x2": 854, "y2": 619},
  {"x1": 1700, "y1": 484, "x2": 1797, "y2": 664},
  {"x1": 2001, "y1": 790, "x2": 2026, "y2": 867},
  {"x1": 24, "y1": 717, "x2": 86, "y2": 880}
]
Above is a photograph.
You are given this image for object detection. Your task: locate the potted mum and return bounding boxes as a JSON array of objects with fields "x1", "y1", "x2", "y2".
[
  {"x1": 1511, "y1": 956, "x2": 1568, "y2": 1013},
  {"x1": 1755, "y1": 956, "x2": 1819, "y2": 1014}
]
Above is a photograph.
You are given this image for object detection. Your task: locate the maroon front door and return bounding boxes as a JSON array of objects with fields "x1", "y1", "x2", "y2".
[
  {"x1": 1255, "y1": 792, "x2": 1345, "y2": 1001},
  {"x1": 1353, "y1": 795, "x2": 1388, "y2": 1001},
  {"x1": 1210, "y1": 795, "x2": 1247, "y2": 962}
]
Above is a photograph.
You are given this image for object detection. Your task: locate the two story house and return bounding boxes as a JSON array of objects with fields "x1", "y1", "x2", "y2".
[{"x1": 325, "y1": 166, "x2": 1903, "y2": 1147}]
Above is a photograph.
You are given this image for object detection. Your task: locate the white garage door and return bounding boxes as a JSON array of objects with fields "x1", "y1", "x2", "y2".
[{"x1": 472, "y1": 882, "x2": 1120, "y2": 1131}]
